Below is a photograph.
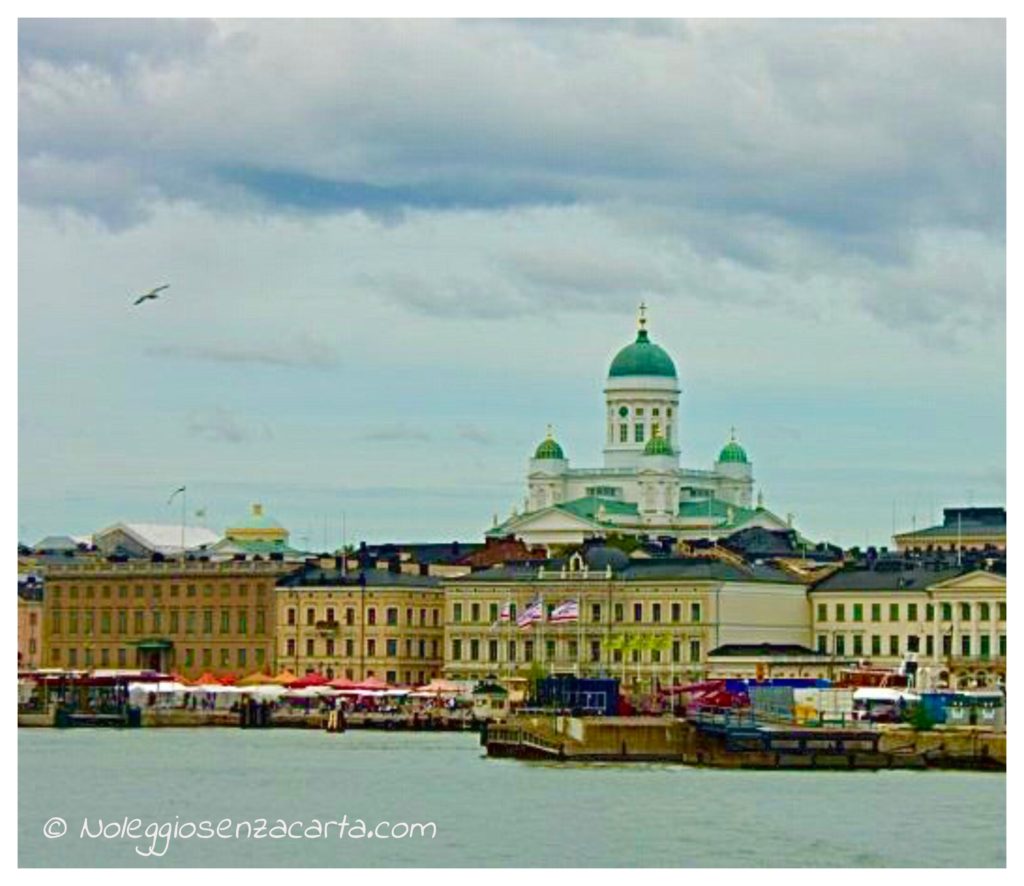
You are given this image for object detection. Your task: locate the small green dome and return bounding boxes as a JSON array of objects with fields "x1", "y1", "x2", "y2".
[
  {"x1": 643, "y1": 435, "x2": 674, "y2": 456},
  {"x1": 609, "y1": 328, "x2": 677, "y2": 378},
  {"x1": 718, "y1": 439, "x2": 748, "y2": 464},
  {"x1": 534, "y1": 432, "x2": 565, "y2": 460}
]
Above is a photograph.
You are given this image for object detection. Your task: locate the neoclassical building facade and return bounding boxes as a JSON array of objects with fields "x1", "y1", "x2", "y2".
[{"x1": 489, "y1": 306, "x2": 791, "y2": 547}]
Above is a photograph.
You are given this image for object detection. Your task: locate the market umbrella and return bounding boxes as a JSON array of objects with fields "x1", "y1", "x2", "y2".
[
  {"x1": 353, "y1": 676, "x2": 389, "y2": 691},
  {"x1": 269, "y1": 669, "x2": 299, "y2": 685},
  {"x1": 414, "y1": 679, "x2": 462, "y2": 695},
  {"x1": 169, "y1": 672, "x2": 192, "y2": 686},
  {"x1": 237, "y1": 670, "x2": 274, "y2": 687},
  {"x1": 194, "y1": 671, "x2": 221, "y2": 686},
  {"x1": 288, "y1": 673, "x2": 329, "y2": 689},
  {"x1": 328, "y1": 676, "x2": 358, "y2": 690},
  {"x1": 218, "y1": 673, "x2": 238, "y2": 686}
]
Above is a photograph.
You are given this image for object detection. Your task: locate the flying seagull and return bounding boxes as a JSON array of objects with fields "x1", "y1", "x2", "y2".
[{"x1": 133, "y1": 284, "x2": 169, "y2": 306}]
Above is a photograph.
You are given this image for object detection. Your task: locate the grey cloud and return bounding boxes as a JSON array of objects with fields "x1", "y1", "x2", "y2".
[
  {"x1": 146, "y1": 334, "x2": 339, "y2": 369},
  {"x1": 359, "y1": 424, "x2": 432, "y2": 443},
  {"x1": 186, "y1": 406, "x2": 272, "y2": 444},
  {"x1": 457, "y1": 425, "x2": 494, "y2": 446}
]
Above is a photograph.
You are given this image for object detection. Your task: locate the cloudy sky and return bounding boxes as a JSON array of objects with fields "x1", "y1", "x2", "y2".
[{"x1": 18, "y1": 18, "x2": 1005, "y2": 548}]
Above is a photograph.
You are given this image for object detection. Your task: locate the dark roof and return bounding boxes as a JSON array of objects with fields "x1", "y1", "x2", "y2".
[
  {"x1": 453, "y1": 557, "x2": 803, "y2": 585},
  {"x1": 709, "y1": 643, "x2": 823, "y2": 658},
  {"x1": 896, "y1": 506, "x2": 1005, "y2": 539},
  {"x1": 276, "y1": 565, "x2": 441, "y2": 589},
  {"x1": 811, "y1": 564, "x2": 966, "y2": 592}
]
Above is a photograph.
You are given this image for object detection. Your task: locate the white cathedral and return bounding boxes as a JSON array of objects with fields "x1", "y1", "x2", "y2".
[{"x1": 488, "y1": 306, "x2": 793, "y2": 547}]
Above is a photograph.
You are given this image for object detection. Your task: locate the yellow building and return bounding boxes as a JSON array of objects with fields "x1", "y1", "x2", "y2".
[
  {"x1": 41, "y1": 559, "x2": 293, "y2": 678},
  {"x1": 810, "y1": 566, "x2": 1006, "y2": 689},
  {"x1": 18, "y1": 577, "x2": 44, "y2": 670},
  {"x1": 275, "y1": 563, "x2": 445, "y2": 685},
  {"x1": 442, "y1": 550, "x2": 811, "y2": 691}
]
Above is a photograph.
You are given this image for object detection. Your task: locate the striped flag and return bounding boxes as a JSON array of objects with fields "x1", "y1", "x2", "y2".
[
  {"x1": 549, "y1": 599, "x2": 579, "y2": 623},
  {"x1": 490, "y1": 601, "x2": 512, "y2": 630},
  {"x1": 516, "y1": 598, "x2": 543, "y2": 628}
]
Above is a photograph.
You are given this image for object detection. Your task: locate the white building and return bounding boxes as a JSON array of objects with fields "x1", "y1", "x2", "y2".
[{"x1": 489, "y1": 306, "x2": 791, "y2": 547}]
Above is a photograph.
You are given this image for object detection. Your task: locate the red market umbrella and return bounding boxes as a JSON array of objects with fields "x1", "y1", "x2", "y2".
[
  {"x1": 288, "y1": 673, "x2": 329, "y2": 689},
  {"x1": 218, "y1": 673, "x2": 238, "y2": 686},
  {"x1": 328, "y1": 677, "x2": 358, "y2": 689},
  {"x1": 194, "y1": 671, "x2": 220, "y2": 685},
  {"x1": 353, "y1": 676, "x2": 389, "y2": 691}
]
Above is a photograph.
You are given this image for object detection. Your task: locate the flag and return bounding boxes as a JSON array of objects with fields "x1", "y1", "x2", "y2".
[
  {"x1": 516, "y1": 598, "x2": 543, "y2": 628},
  {"x1": 490, "y1": 601, "x2": 512, "y2": 631},
  {"x1": 549, "y1": 599, "x2": 579, "y2": 623}
]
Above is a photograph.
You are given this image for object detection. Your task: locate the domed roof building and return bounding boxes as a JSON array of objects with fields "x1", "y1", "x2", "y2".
[{"x1": 489, "y1": 304, "x2": 792, "y2": 547}]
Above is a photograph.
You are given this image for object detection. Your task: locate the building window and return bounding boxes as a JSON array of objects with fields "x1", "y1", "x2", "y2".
[
  {"x1": 305, "y1": 608, "x2": 314, "y2": 626},
  {"x1": 367, "y1": 608, "x2": 376, "y2": 626},
  {"x1": 184, "y1": 649, "x2": 194, "y2": 667},
  {"x1": 387, "y1": 608, "x2": 398, "y2": 626},
  {"x1": 452, "y1": 639, "x2": 462, "y2": 661},
  {"x1": 152, "y1": 611, "x2": 162, "y2": 632},
  {"x1": 133, "y1": 610, "x2": 144, "y2": 633},
  {"x1": 118, "y1": 648, "x2": 127, "y2": 667},
  {"x1": 999, "y1": 635, "x2": 1006, "y2": 657},
  {"x1": 907, "y1": 603, "x2": 918, "y2": 622},
  {"x1": 387, "y1": 639, "x2": 398, "y2": 657},
  {"x1": 202, "y1": 649, "x2": 212, "y2": 666},
  {"x1": 671, "y1": 603, "x2": 681, "y2": 623},
  {"x1": 817, "y1": 603, "x2": 827, "y2": 623},
  {"x1": 470, "y1": 603, "x2": 480, "y2": 623},
  {"x1": 238, "y1": 648, "x2": 247, "y2": 668},
  {"x1": 871, "y1": 635, "x2": 881, "y2": 656},
  {"x1": 817, "y1": 635, "x2": 827, "y2": 654},
  {"x1": 635, "y1": 424, "x2": 645, "y2": 443},
  {"x1": 238, "y1": 610, "x2": 248, "y2": 635},
  {"x1": 100, "y1": 612, "x2": 111, "y2": 634},
  {"x1": 169, "y1": 611, "x2": 178, "y2": 634},
  {"x1": 453, "y1": 603, "x2": 462, "y2": 623},
  {"x1": 652, "y1": 603, "x2": 661, "y2": 623},
  {"x1": 835, "y1": 604, "x2": 845, "y2": 623},
  {"x1": 871, "y1": 603, "x2": 881, "y2": 622},
  {"x1": 306, "y1": 638, "x2": 315, "y2": 657},
  {"x1": 633, "y1": 603, "x2": 643, "y2": 622},
  {"x1": 286, "y1": 639, "x2": 296, "y2": 657},
  {"x1": 619, "y1": 424, "x2": 628, "y2": 443},
  {"x1": 907, "y1": 635, "x2": 920, "y2": 653},
  {"x1": 488, "y1": 640, "x2": 498, "y2": 662},
  {"x1": 286, "y1": 608, "x2": 295, "y2": 626},
  {"x1": 591, "y1": 603, "x2": 602, "y2": 623},
  {"x1": 853, "y1": 604, "x2": 863, "y2": 623},
  {"x1": 960, "y1": 603, "x2": 971, "y2": 621},
  {"x1": 998, "y1": 602, "x2": 1006, "y2": 621},
  {"x1": 889, "y1": 635, "x2": 899, "y2": 656},
  {"x1": 853, "y1": 634, "x2": 863, "y2": 655},
  {"x1": 835, "y1": 635, "x2": 846, "y2": 656},
  {"x1": 489, "y1": 603, "x2": 499, "y2": 623},
  {"x1": 345, "y1": 639, "x2": 354, "y2": 657},
  {"x1": 941, "y1": 603, "x2": 952, "y2": 621},
  {"x1": 367, "y1": 639, "x2": 376, "y2": 657},
  {"x1": 524, "y1": 641, "x2": 534, "y2": 662},
  {"x1": 591, "y1": 640, "x2": 602, "y2": 663},
  {"x1": 889, "y1": 603, "x2": 899, "y2": 622},
  {"x1": 508, "y1": 640, "x2": 516, "y2": 662},
  {"x1": 691, "y1": 603, "x2": 701, "y2": 623},
  {"x1": 926, "y1": 635, "x2": 934, "y2": 657},
  {"x1": 980, "y1": 602, "x2": 991, "y2": 621},
  {"x1": 926, "y1": 604, "x2": 934, "y2": 622},
  {"x1": 203, "y1": 609, "x2": 213, "y2": 634},
  {"x1": 689, "y1": 640, "x2": 700, "y2": 663},
  {"x1": 256, "y1": 609, "x2": 265, "y2": 634},
  {"x1": 545, "y1": 640, "x2": 555, "y2": 661},
  {"x1": 961, "y1": 635, "x2": 971, "y2": 657}
]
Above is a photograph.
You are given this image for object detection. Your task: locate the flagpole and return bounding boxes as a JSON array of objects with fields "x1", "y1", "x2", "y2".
[{"x1": 577, "y1": 597, "x2": 582, "y2": 678}]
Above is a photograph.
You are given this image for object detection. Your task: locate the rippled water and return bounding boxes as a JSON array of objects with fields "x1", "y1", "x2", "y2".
[{"x1": 19, "y1": 728, "x2": 1005, "y2": 867}]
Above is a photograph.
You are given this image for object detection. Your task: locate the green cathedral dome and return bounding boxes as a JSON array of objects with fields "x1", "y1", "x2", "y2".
[
  {"x1": 608, "y1": 328, "x2": 677, "y2": 378},
  {"x1": 718, "y1": 437, "x2": 748, "y2": 463},
  {"x1": 534, "y1": 432, "x2": 565, "y2": 460},
  {"x1": 643, "y1": 434, "x2": 675, "y2": 456}
]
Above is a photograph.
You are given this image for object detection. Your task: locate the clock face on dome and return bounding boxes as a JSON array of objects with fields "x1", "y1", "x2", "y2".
[{"x1": 618, "y1": 406, "x2": 629, "y2": 417}]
